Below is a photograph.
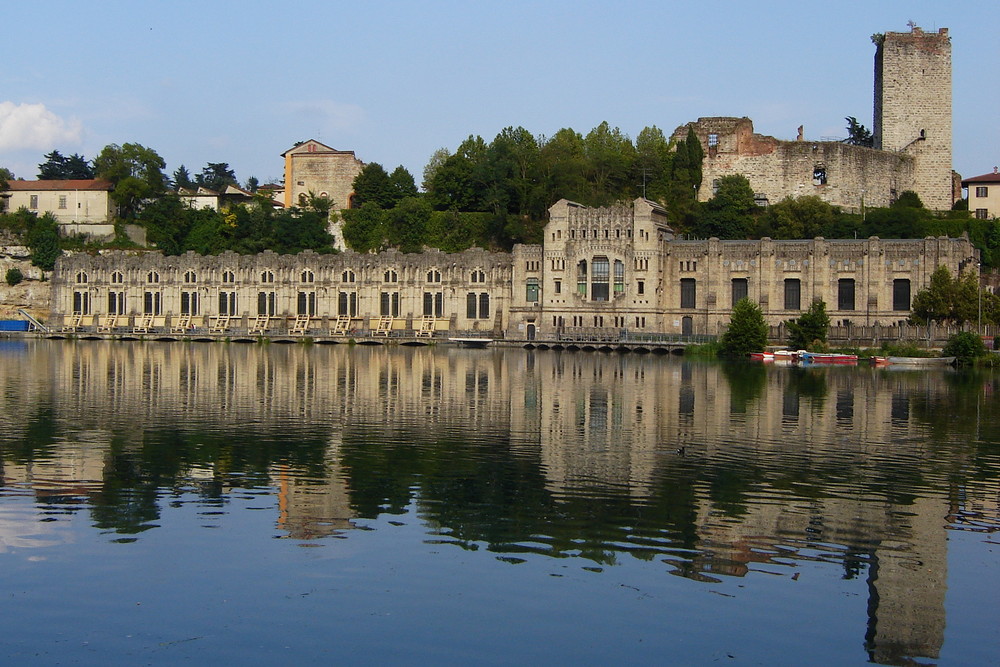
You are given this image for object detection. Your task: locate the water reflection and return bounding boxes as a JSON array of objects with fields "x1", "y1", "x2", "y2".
[{"x1": 0, "y1": 340, "x2": 998, "y2": 664}]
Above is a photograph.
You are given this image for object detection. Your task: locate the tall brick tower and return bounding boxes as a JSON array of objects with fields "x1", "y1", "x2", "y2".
[{"x1": 873, "y1": 25, "x2": 952, "y2": 210}]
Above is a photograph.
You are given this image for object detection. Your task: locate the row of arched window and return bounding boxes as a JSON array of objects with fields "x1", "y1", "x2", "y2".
[{"x1": 74, "y1": 267, "x2": 490, "y2": 286}]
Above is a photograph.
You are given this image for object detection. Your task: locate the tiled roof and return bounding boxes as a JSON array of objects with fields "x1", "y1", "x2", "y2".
[
  {"x1": 6, "y1": 179, "x2": 113, "y2": 191},
  {"x1": 962, "y1": 171, "x2": 1000, "y2": 185}
]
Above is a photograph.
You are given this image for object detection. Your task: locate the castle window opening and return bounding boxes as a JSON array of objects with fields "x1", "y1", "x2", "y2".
[
  {"x1": 111, "y1": 271, "x2": 124, "y2": 285},
  {"x1": 614, "y1": 260, "x2": 624, "y2": 294},
  {"x1": 784, "y1": 278, "x2": 801, "y2": 310},
  {"x1": 423, "y1": 292, "x2": 444, "y2": 317},
  {"x1": 526, "y1": 278, "x2": 540, "y2": 303},
  {"x1": 147, "y1": 271, "x2": 160, "y2": 284},
  {"x1": 838, "y1": 278, "x2": 856, "y2": 311},
  {"x1": 427, "y1": 269, "x2": 441, "y2": 283},
  {"x1": 183, "y1": 270, "x2": 197, "y2": 284},
  {"x1": 72, "y1": 291, "x2": 90, "y2": 315},
  {"x1": 380, "y1": 291, "x2": 400, "y2": 317},
  {"x1": 218, "y1": 292, "x2": 237, "y2": 316},
  {"x1": 680, "y1": 278, "x2": 697, "y2": 309},
  {"x1": 108, "y1": 291, "x2": 126, "y2": 315},
  {"x1": 577, "y1": 260, "x2": 588, "y2": 296},
  {"x1": 976, "y1": 186, "x2": 988, "y2": 198},
  {"x1": 75, "y1": 271, "x2": 88, "y2": 284},
  {"x1": 297, "y1": 291, "x2": 316, "y2": 316},
  {"x1": 554, "y1": 280, "x2": 562, "y2": 294},
  {"x1": 731, "y1": 278, "x2": 748, "y2": 306},
  {"x1": 342, "y1": 270, "x2": 356, "y2": 283},
  {"x1": 466, "y1": 292, "x2": 490, "y2": 319},
  {"x1": 892, "y1": 279, "x2": 911, "y2": 311},
  {"x1": 754, "y1": 193, "x2": 769, "y2": 207},
  {"x1": 222, "y1": 270, "x2": 236, "y2": 284},
  {"x1": 592, "y1": 257, "x2": 610, "y2": 301},
  {"x1": 180, "y1": 291, "x2": 199, "y2": 316},
  {"x1": 813, "y1": 166, "x2": 827, "y2": 186},
  {"x1": 143, "y1": 291, "x2": 162, "y2": 316},
  {"x1": 338, "y1": 291, "x2": 357, "y2": 317},
  {"x1": 471, "y1": 269, "x2": 485, "y2": 283},
  {"x1": 301, "y1": 270, "x2": 315, "y2": 283},
  {"x1": 382, "y1": 269, "x2": 397, "y2": 283},
  {"x1": 637, "y1": 280, "x2": 645, "y2": 295},
  {"x1": 708, "y1": 133, "x2": 719, "y2": 148},
  {"x1": 261, "y1": 270, "x2": 274, "y2": 283},
  {"x1": 258, "y1": 291, "x2": 276, "y2": 316}
]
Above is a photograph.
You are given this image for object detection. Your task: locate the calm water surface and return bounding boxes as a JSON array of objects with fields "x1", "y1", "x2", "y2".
[{"x1": 0, "y1": 339, "x2": 997, "y2": 665}]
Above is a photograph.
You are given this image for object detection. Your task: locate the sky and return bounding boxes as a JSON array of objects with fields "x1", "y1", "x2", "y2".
[{"x1": 2, "y1": 1, "x2": 998, "y2": 191}]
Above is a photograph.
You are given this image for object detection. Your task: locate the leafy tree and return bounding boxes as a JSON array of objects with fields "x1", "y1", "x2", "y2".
[
  {"x1": 352, "y1": 163, "x2": 397, "y2": 209},
  {"x1": 843, "y1": 116, "x2": 874, "y2": 147},
  {"x1": 138, "y1": 194, "x2": 190, "y2": 255},
  {"x1": 892, "y1": 190, "x2": 924, "y2": 209},
  {"x1": 245, "y1": 176, "x2": 259, "y2": 193},
  {"x1": 696, "y1": 174, "x2": 757, "y2": 239},
  {"x1": 634, "y1": 125, "x2": 672, "y2": 202},
  {"x1": 195, "y1": 162, "x2": 237, "y2": 192},
  {"x1": 93, "y1": 143, "x2": 167, "y2": 218},
  {"x1": 38, "y1": 150, "x2": 94, "y2": 179},
  {"x1": 665, "y1": 127, "x2": 704, "y2": 231},
  {"x1": 720, "y1": 297, "x2": 769, "y2": 357},
  {"x1": 0, "y1": 167, "x2": 11, "y2": 191},
  {"x1": 389, "y1": 166, "x2": 418, "y2": 201},
  {"x1": 908, "y1": 265, "x2": 994, "y2": 326},
  {"x1": 422, "y1": 148, "x2": 451, "y2": 193},
  {"x1": 786, "y1": 299, "x2": 830, "y2": 350},
  {"x1": 172, "y1": 165, "x2": 194, "y2": 189},
  {"x1": 761, "y1": 195, "x2": 838, "y2": 239},
  {"x1": 341, "y1": 202, "x2": 387, "y2": 253},
  {"x1": 269, "y1": 209, "x2": 335, "y2": 254},
  {"x1": 25, "y1": 212, "x2": 62, "y2": 271},
  {"x1": 5, "y1": 267, "x2": 23, "y2": 286},
  {"x1": 583, "y1": 121, "x2": 635, "y2": 205},
  {"x1": 942, "y1": 331, "x2": 987, "y2": 365},
  {"x1": 387, "y1": 197, "x2": 432, "y2": 253},
  {"x1": 537, "y1": 128, "x2": 588, "y2": 205}
]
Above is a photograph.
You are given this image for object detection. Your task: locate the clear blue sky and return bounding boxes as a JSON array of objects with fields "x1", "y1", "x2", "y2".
[{"x1": 2, "y1": 1, "x2": 997, "y2": 190}]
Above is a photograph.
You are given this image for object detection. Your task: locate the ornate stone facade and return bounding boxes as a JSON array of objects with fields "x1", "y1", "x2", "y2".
[{"x1": 49, "y1": 198, "x2": 977, "y2": 339}]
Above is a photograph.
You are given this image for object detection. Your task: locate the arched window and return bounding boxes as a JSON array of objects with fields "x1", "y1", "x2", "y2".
[
  {"x1": 471, "y1": 269, "x2": 485, "y2": 283},
  {"x1": 342, "y1": 270, "x2": 356, "y2": 283},
  {"x1": 75, "y1": 271, "x2": 88, "y2": 284},
  {"x1": 147, "y1": 271, "x2": 160, "y2": 284},
  {"x1": 383, "y1": 269, "x2": 398, "y2": 283},
  {"x1": 427, "y1": 269, "x2": 441, "y2": 283},
  {"x1": 260, "y1": 270, "x2": 274, "y2": 283},
  {"x1": 111, "y1": 271, "x2": 124, "y2": 285},
  {"x1": 183, "y1": 270, "x2": 197, "y2": 284},
  {"x1": 300, "y1": 269, "x2": 314, "y2": 283},
  {"x1": 222, "y1": 270, "x2": 236, "y2": 284}
]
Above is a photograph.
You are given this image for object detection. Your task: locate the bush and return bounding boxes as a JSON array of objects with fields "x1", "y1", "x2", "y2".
[
  {"x1": 720, "y1": 297, "x2": 768, "y2": 357},
  {"x1": 5, "y1": 267, "x2": 23, "y2": 286},
  {"x1": 786, "y1": 299, "x2": 830, "y2": 351},
  {"x1": 942, "y1": 331, "x2": 988, "y2": 365}
]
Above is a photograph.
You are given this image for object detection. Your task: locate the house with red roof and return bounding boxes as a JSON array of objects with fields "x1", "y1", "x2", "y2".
[
  {"x1": 962, "y1": 168, "x2": 1000, "y2": 220},
  {"x1": 2, "y1": 179, "x2": 115, "y2": 237}
]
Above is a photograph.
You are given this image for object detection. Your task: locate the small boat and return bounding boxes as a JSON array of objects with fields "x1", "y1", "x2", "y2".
[
  {"x1": 870, "y1": 356, "x2": 890, "y2": 367},
  {"x1": 749, "y1": 352, "x2": 774, "y2": 362},
  {"x1": 887, "y1": 356, "x2": 955, "y2": 366},
  {"x1": 799, "y1": 352, "x2": 858, "y2": 365}
]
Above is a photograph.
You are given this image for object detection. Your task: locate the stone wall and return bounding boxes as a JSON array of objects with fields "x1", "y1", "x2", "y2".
[
  {"x1": 0, "y1": 245, "x2": 51, "y2": 320},
  {"x1": 874, "y1": 27, "x2": 952, "y2": 210}
]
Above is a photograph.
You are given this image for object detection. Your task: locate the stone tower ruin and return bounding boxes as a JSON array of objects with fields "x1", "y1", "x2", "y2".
[{"x1": 873, "y1": 25, "x2": 952, "y2": 210}]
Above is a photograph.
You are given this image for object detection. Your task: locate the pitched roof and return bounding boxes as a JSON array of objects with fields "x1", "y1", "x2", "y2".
[
  {"x1": 6, "y1": 179, "x2": 113, "y2": 191},
  {"x1": 962, "y1": 170, "x2": 1000, "y2": 186}
]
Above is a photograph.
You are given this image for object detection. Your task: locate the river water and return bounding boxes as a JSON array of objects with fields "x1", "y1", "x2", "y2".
[{"x1": 0, "y1": 339, "x2": 997, "y2": 665}]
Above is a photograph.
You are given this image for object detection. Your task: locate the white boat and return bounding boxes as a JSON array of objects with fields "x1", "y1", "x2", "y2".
[{"x1": 887, "y1": 356, "x2": 955, "y2": 366}]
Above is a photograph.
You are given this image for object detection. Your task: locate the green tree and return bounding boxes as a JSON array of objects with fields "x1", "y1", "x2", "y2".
[
  {"x1": 720, "y1": 297, "x2": 769, "y2": 357},
  {"x1": 538, "y1": 128, "x2": 588, "y2": 205},
  {"x1": 634, "y1": 125, "x2": 672, "y2": 202},
  {"x1": 761, "y1": 195, "x2": 838, "y2": 239},
  {"x1": 38, "y1": 150, "x2": 94, "y2": 179},
  {"x1": 172, "y1": 165, "x2": 194, "y2": 189},
  {"x1": 26, "y1": 212, "x2": 62, "y2": 271},
  {"x1": 787, "y1": 299, "x2": 830, "y2": 350},
  {"x1": 908, "y1": 265, "x2": 993, "y2": 326},
  {"x1": 387, "y1": 197, "x2": 432, "y2": 253},
  {"x1": 665, "y1": 127, "x2": 705, "y2": 232},
  {"x1": 5, "y1": 267, "x2": 23, "y2": 286},
  {"x1": 942, "y1": 331, "x2": 987, "y2": 365},
  {"x1": 696, "y1": 174, "x2": 757, "y2": 239},
  {"x1": 0, "y1": 167, "x2": 11, "y2": 191},
  {"x1": 195, "y1": 163, "x2": 237, "y2": 192},
  {"x1": 843, "y1": 116, "x2": 873, "y2": 147},
  {"x1": 352, "y1": 163, "x2": 396, "y2": 209},
  {"x1": 341, "y1": 202, "x2": 387, "y2": 253},
  {"x1": 93, "y1": 143, "x2": 167, "y2": 218},
  {"x1": 583, "y1": 121, "x2": 635, "y2": 205},
  {"x1": 245, "y1": 176, "x2": 259, "y2": 193}
]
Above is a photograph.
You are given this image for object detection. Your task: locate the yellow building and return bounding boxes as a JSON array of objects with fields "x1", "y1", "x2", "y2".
[
  {"x1": 962, "y1": 168, "x2": 1000, "y2": 220},
  {"x1": 282, "y1": 139, "x2": 364, "y2": 211}
]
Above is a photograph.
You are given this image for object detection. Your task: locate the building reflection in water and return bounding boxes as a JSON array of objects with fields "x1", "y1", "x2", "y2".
[{"x1": 0, "y1": 340, "x2": 998, "y2": 664}]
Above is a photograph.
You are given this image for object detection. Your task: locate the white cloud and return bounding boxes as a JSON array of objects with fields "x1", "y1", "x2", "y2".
[
  {"x1": 0, "y1": 102, "x2": 83, "y2": 151},
  {"x1": 283, "y1": 100, "x2": 366, "y2": 131}
]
